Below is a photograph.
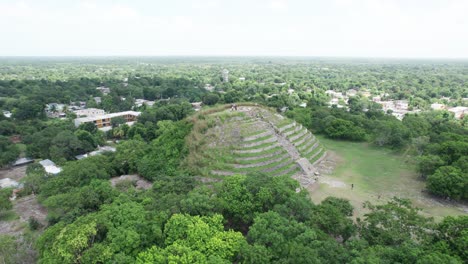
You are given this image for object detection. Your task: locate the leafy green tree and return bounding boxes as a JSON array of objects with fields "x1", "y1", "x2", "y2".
[
  {"x1": 0, "y1": 135, "x2": 19, "y2": 167},
  {"x1": 137, "y1": 120, "x2": 192, "y2": 180},
  {"x1": 358, "y1": 198, "x2": 431, "y2": 246},
  {"x1": 431, "y1": 216, "x2": 468, "y2": 261},
  {"x1": 0, "y1": 188, "x2": 13, "y2": 214},
  {"x1": 310, "y1": 197, "x2": 356, "y2": 241},
  {"x1": 49, "y1": 131, "x2": 83, "y2": 161},
  {"x1": 202, "y1": 94, "x2": 220, "y2": 106},
  {"x1": 324, "y1": 118, "x2": 367, "y2": 141},
  {"x1": 417, "y1": 155, "x2": 446, "y2": 178},
  {"x1": 114, "y1": 139, "x2": 149, "y2": 174},
  {"x1": 427, "y1": 166, "x2": 467, "y2": 200},
  {"x1": 111, "y1": 116, "x2": 126, "y2": 128}
]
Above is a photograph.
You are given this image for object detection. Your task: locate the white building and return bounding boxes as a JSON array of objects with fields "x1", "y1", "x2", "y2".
[
  {"x1": 96, "y1": 86, "x2": 111, "y2": 95},
  {"x1": 347, "y1": 89, "x2": 358, "y2": 97},
  {"x1": 135, "y1": 99, "x2": 155, "y2": 108},
  {"x1": 74, "y1": 111, "x2": 141, "y2": 128},
  {"x1": 222, "y1": 69, "x2": 229, "y2": 83},
  {"x1": 430, "y1": 103, "x2": 446, "y2": 111},
  {"x1": 325, "y1": 90, "x2": 344, "y2": 99},
  {"x1": 39, "y1": 159, "x2": 62, "y2": 175},
  {"x1": 448, "y1": 106, "x2": 468, "y2": 119},
  {"x1": 73, "y1": 108, "x2": 106, "y2": 117},
  {"x1": 2, "y1": 110, "x2": 12, "y2": 118}
]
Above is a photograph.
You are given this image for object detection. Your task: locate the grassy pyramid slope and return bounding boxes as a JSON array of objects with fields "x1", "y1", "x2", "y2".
[{"x1": 183, "y1": 104, "x2": 326, "y2": 187}]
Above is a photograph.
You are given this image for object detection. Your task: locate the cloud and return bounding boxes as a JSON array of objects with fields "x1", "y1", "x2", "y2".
[
  {"x1": 0, "y1": 0, "x2": 467, "y2": 57},
  {"x1": 268, "y1": 0, "x2": 288, "y2": 10}
]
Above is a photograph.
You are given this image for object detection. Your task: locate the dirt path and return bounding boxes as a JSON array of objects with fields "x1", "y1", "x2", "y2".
[{"x1": 0, "y1": 195, "x2": 48, "y2": 236}]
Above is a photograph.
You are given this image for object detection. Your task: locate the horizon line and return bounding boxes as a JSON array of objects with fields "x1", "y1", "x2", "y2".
[{"x1": 1, "y1": 55, "x2": 468, "y2": 60}]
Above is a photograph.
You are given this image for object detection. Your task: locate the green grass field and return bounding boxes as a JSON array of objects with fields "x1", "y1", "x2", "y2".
[{"x1": 309, "y1": 136, "x2": 466, "y2": 221}]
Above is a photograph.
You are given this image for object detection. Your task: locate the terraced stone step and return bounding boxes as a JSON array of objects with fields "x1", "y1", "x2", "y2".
[
  {"x1": 274, "y1": 164, "x2": 300, "y2": 177},
  {"x1": 211, "y1": 170, "x2": 235, "y2": 176},
  {"x1": 243, "y1": 130, "x2": 274, "y2": 141},
  {"x1": 241, "y1": 136, "x2": 277, "y2": 148},
  {"x1": 298, "y1": 136, "x2": 316, "y2": 152},
  {"x1": 236, "y1": 150, "x2": 285, "y2": 161},
  {"x1": 284, "y1": 124, "x2": 302, "y2": 136},
  {"x1": 278, "y1": 122, "x2": 296, "y2": 132},
  {"x1": 293, "y1": 133, "x2": 313, "y2": 148},
  {"x1": 232, "y1": 153, "x2": 290, "y2": 169},
  {"x1": 289, "y1": 129, "x2": 308, "y2": 142},
  {"x1": 262, "y1": 158, "x2": 295, "y2": 173},
  {"x1": 308, "y1": 148, "x2": 324, "y2": 162},
  {"x1": 302, "y1": 142, "x2": 320, "y2": 156},
  {"x1": 234, "y1": 143, "x2": 280, "y2": 154}
]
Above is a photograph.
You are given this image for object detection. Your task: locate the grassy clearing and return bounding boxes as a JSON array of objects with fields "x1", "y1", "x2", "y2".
[{"x1": 308, "y1": 136, "x2": 466, "y2": 221}]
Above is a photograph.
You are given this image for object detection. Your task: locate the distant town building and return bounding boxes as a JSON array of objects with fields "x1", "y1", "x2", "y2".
[
  {"x1": 287, "y1": 89, "x2": 295, "y2": 94},
  {"x1": 204, "y1": 84, "x2": 215, "y2": 92},
  {"x1": 94, "y1": 97, "x2": 102, "y2": 104},
  {"x1": 430, "y1": 103, "x2": 446, "y2": 111},
  {"x1": 325, "y1": 90, "x2": 344, "y2": 99},
  {"x1": 135, "y1": 99, "x2": 155, "y2": 108},
  {"x1": 361, "y1": 91, "x2": 372, "y2": 98},
  {"x1": 45, "y1": 103, "x2": 67, "y2": 118},
  {"x1": 75, "y1": 146, "x2": 116, "y2": 160},
  {"x1": 222, "y1": 69, "x2": 229, "y2": 82},
  {"x1": 74, "y1": 111, "x2": 141, "y2": 129},
  {"x1": 239, "y1": 77, "x2": 246, "y2": 81},
  {"x1": 191, "y1": 102, "x2": 203, "y2": 111},
  {"x1": 347, "y1": 89, "x2": 358, "y2": 97},
  {"x1": 448, "y1": 106, "x2": 468, "y2": 119},
  {"x1": 73, "y1": 108, "x2": 106, "y2": 117},
  {"x1": 2, "y1": 110, "x2": 12, "y2": 118},
  {"x1": 96, "y1": 86, "x2": 111, "y2": 95}
]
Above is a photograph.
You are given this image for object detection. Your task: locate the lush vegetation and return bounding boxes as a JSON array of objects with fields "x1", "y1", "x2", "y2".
[{"x1": 0, "y1": 58, "x2": 467, "y2": 263}]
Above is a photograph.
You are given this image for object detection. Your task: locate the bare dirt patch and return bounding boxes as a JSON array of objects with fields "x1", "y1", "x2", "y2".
[
  {"x1": 0, "y1": 195, "x2": 47, "y2": 236},
  {"x1": 0, "y1": 166, "x2": 27, "y2": 182},
  {"x1": 110, "y1": 174, "x2": 152, "y2": 190}
]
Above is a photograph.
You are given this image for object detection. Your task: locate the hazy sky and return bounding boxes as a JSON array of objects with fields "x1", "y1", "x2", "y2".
[{"x1": 0, "y1": 0, "x2": 467, "y2": 57}]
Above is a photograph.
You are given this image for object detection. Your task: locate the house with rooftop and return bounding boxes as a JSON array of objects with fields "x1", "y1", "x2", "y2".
[
  {"x1": 73, "y1": 108, "x2": 106, "y2": 117},
  {"x1": 135, "y1": 99, "x2": 155, "y2": 108},
  {"x1": 39, "y1": 159, "x2": 62, "y2": 175},
  {"x1": 96, "y1": 86, "x2": 111, "y2": 95},
  {"x1": 448, "y1": 106, "x2": 468, "y2": 119},
  {"x1": 430, "y1": 103, "x2": 446, "y2": 111},
  {"x1": 74, "y1": 111, "x2": 141, "y2": 129}
]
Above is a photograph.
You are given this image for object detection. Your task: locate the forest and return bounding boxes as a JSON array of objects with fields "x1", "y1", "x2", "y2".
[{"x1": 0, "y1": 57, "x2": 467, "y2": 263}]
